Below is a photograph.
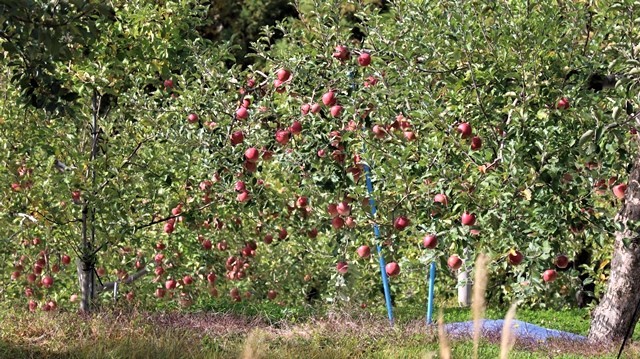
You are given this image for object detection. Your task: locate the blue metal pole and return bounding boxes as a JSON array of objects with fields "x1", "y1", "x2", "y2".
[
  {"x1": 363, "y1": 160, "x2": 394, "y2": 326},
  {"x1": 426, "y1": 261, "x2": 436, "y2": 324}
]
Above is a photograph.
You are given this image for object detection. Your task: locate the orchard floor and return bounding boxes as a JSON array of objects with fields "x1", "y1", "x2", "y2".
[{"x1": 1, "y1": 304, "x2": 639, "y2": 359}]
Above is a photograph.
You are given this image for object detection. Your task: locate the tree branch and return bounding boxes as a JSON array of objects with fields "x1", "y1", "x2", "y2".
[{"x1": 97, "y1": 268, "x2": 148, "y2": 294}]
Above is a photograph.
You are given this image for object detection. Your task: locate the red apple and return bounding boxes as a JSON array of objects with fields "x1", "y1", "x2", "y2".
[
  {"x1": 322, "y1": 91, "x2": 337, "y2": 106},
  {"x1": 357, "y1": 245, "x2": 371, "y2": 258},
  {"x1": 336, "y1": 261, "x2": 348, "y2": 274},
  {"x1": 263, "y1": 234, "x2": 273, "y2": 244},
  {"x1": 273, "y1": 79, "x2": 285, "y2": 93},
  {"x1": 165, "y1": 279, "x2": 177, "y2": 290},
  {"x1": 311, "y1": 103, "x2": 321, "y2": 114},
  {"x1": 613, "y1": 183, "x2": 627, "y2": 199},
  {"x1": 508, "y1": 250, "x2": 524, "y2": 265},
  {"x1": 267, "y1": 290, "x2": 277, "y2": 300},
  {"x1": 332, "y1": 45, "x2": 350, "y2": 61},
  {"x1": 236, "y1": 107, "x2": 249, "y2": 120},
  {"x1": 336, "y1": 202, "x2": 351, "y2": 216},
  {"x1": 275, "y1": 129, "x2": 291, "y2": 145},
  {"x1": 277, "y1": 68, "x2": 291, "y2": 82},
  {"x1": 327, "y1": 203, "x2": 339, "y2": 218},
  {"x1": 301, "y1": 103, "x2": 311, "y2": 115},
  {"x1": 42, "y1": 276, "x2": 54, "y2": 288},
  {"x1": 555, "y1": 255, "x2": 569, "y2": 269},
  {"x1": 423, "y1": 234, "x2": 438, "y2": 249},
  {"x1": 557, "y1": 97, "x2": 570, "y2": 110},
  {"x1": 543, "y1": 269, "x2": 558, "y2": 282},
  {"x1": 434, "y1": 193, "x2": 448, "y2": 206},
  {"x1": 163, "y1": 222, "x2": 174, "y2": 234},
  {"x1": 278, "y1": 227, "x2": 288, "y2": 240},
  {"x1": 385, "y1": 262, "x2": 400, "y2": 277},
  {"x1": 448, "y1": 255, "x2": 463, "y2": 270},
  {"x1": 155, "y1": 288, "x2": 166, "y2": 298},
  {"x1": 236, "y1": 190, "x2": 250, "y2": 202},
  {"x1": 183, "y1": 275, "x2": 194, "y2": 285},
  {"x1": 290, "y1": 120, "x2": 303, "y2": 135},
  {"x1": 244, "y1": 147, "x2": 260, "y2": 163},
  {"x1": 163, "y1": 79, "x2": 174, "y2": 89},
  {"x1": 358, "y1": 52, "x2": 371, "y2": 66},
  {"x1": 471, "y1": 136, "x2": 482, "y2": 151},
  {"x1": 457, "y1": 122, "x2": 472, "y2": 139},
  {"x1": 332, "y1": 216, "x2": 345, "y2": 230},
  {"x1": 461, "y1": 212, "x2": 476, "y2": 226},
  {"x1": 202, "y1": 239, "x2": 212, "y2": 250},
  {"x1": 207, "y1": 273, "x2": 217, "y2": 284},
  {"x1": 230, "y1": 131, "x2": 245, "y2": 146},
  {"x1": 28, "y1": 300, "x2": 38, "y2": 312},
  {"x1": 154, "y1": 266, "x2": 165, "y2": 276},
  {"x1": 393, "y1": 216, "x2": 410, "y2": 231},
  {"x1": 296, "y1": 196, "x2": 308, "y2": 208},
  {"x1": 372, "y1": 124, "x2": 386, "y2": 138},
  {"x1": 187, "y1": 113, "x2": 199, "y2": 123},
  {"x1": 61, "y1": 255, "x2": 71, "y2": 265}
]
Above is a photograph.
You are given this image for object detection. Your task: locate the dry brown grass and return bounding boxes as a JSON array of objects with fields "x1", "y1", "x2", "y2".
[
  {"x1": 499, "y1": 302, "x2": 519, "y2": 359},
  {"x1": 472, "y1": 253, "x2": 490, "y2": 359}
]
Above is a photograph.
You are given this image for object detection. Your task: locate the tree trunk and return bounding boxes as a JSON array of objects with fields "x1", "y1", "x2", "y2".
[
  {"x1": 589, "y1": 151, "x2": 640, "y2": 343},
  {"x1": 76, "y1": 257, "x2": 95, "y2": 312}
]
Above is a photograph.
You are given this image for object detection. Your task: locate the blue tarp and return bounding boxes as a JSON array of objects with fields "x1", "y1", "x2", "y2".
[{"x1": 445, "y1": 320, "x2": 587, "y2": 342}]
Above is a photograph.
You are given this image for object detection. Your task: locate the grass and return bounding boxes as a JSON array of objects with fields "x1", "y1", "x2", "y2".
[{"x1": 0, "y1": 304, "x2": 638, "y2": 359}]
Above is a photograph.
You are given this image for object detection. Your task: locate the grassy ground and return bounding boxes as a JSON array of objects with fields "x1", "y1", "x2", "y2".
[{"x1": 0, "y1": 303, "x2": 639, "y2": 359}]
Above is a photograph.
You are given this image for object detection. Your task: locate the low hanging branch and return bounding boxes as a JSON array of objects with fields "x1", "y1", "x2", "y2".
[{"x1": 96, "y1": 267, "x2": 149, "y2": 294}]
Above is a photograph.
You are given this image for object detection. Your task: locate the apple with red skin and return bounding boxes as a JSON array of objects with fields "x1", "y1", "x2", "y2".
[
  {"x1": 290, "y1": 120, "x2": 303, "y2": 135},
  {"x1": 322, "y1": 91, "x2": 337, "y2": 106},
  {"x1": 187, "y1": 113, "x2": 199, "y2": 123},
  {"x1": 385, "y1": 262, "x2": 400, "y2": 277},
  {"x1": 357, "y1": 245, "x2": 371, "y2": 258},
  {"x1": 163, "y1": 222, "x2": 174, "y2": 234},
  {"x1": 26, "y1": 273, "x2": 36, "y2": 283},
  {"x1": 434, "y1": 193, "x2": 448, "y2": 206},
  {"x1": 202, "y1": 239, "x2": 212, "y2": 250},
  {"x1": 11, "y1": 271, "x2": 20, "y2": 280},
  {"x1": 183, "y1": 275, "x2": 194, "y2": 285},
  {"x1": 336, "y1": 202, "x2": 351, "y2": 216},
  {"x1": 613, "y1": 183, "x2": 627, "y2": 199},
  {"x1": 263, "y1": 234, "x2": 273, "y2": 244},
  {"x1": 457, "y1": 122, "x2": 472, "y2": 139},
  {"x1": 164, "y1": 79, "x2": 174, "y2": 89},
  {"x1": 217, "y1": 241, "x2": 228, "y2": 251},
  {"x1": 543, "y1": 269, "x2": 558, "y2": 282},
  {"x1": 301, "y1": 103, "x2": 311, "y2": 115},
  {"x1": 332, "y1": 216, "x2": 345, "y2": 230},
  {"x1": 555, "y1": 255, "x2": 569, "y2": 269},
  {"x1": 42, "y1": 276, "x2": 54, "y2": 288},
  {"x1": 461, "y1": 212, "x2": 476, "y2": 226},
  {"x1": 230, "y1": 131, "x2": 244, "y2": 146},
  {"x1": 155, "y1": 288, "x2": 166, "y2": 298},
  {"x1": 311, "y1": 103, "x2": 321, "y2": 114},
  {"x1": 470, "y1": 136, "x2": 482, "y2": 150},
  {"x1": 28, "y1": 300, "x2": 38, "y2": 312},
  {"x1": 358, "y1": 52, "x2": 371, "y2": 66},
  {"x1": 154, "y1": 267, "x2": 165, "y2": 276},
  {"x1": 423, "y1": 234, "x2": 438, "y2": 249},
  {"x1": 557, "y1": 97, "x2": 570, "y2": 110},
  {"x1": 448, "y1": 255, "x2": 463, "y2": 270},
  {"x1": 508, "y1": 250, "x2": 524, "y2": 265},
  {"x1": 332, "y1": 45, "x2": 350, "y2": 61},
  {"x1": 165, "y1": 279, "x2": 177, "y2": 290},
  {"x1": 327, "y1": 203, "x2": 339, "y2": 218},
  {"x1": 207, "y1": 273, "x2": 217, "y2": 284},
  {"x1": 154, "y1": 253, "x2": 165, "y2": 264},
  {"x1": 273, "y1": 79, "x2": 286, "y2": 93},
  {"x1": 372, "y1": 124, "x2": 386, "y2": 138},
  {"x1": 296, "y1": 196, "x2": 308, "y2": 208},
  {"x1": 336, "y1": 261, "x2": 349, "y2": 274},
  {"x1": 245, "y1": 147, "x2": 260, "y2": 163},
  {"x1": 277, "y1": 68, "x2": 291, "y2": 82},
  {"x1": 71, "y1": 190, "x2": 81, "y2": 203},
  {"x1": 278, "y1": 227, "x2": 288, "y2": 240},
  {"x1": 267, "y1": 290, "x2": 277, "y2": 300},
  {"x1": 393, "y1": 216, "x2": 410, "y2": 231},
  {"x1": 236, "y1": 107, "x2": 249, "y2": 120},
  {"x1": 275, "y1": 129, "x2": 291, "y2": 145},
  {"x1": 404, "y1": 131, "x2": 416, "y2": 141}
]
